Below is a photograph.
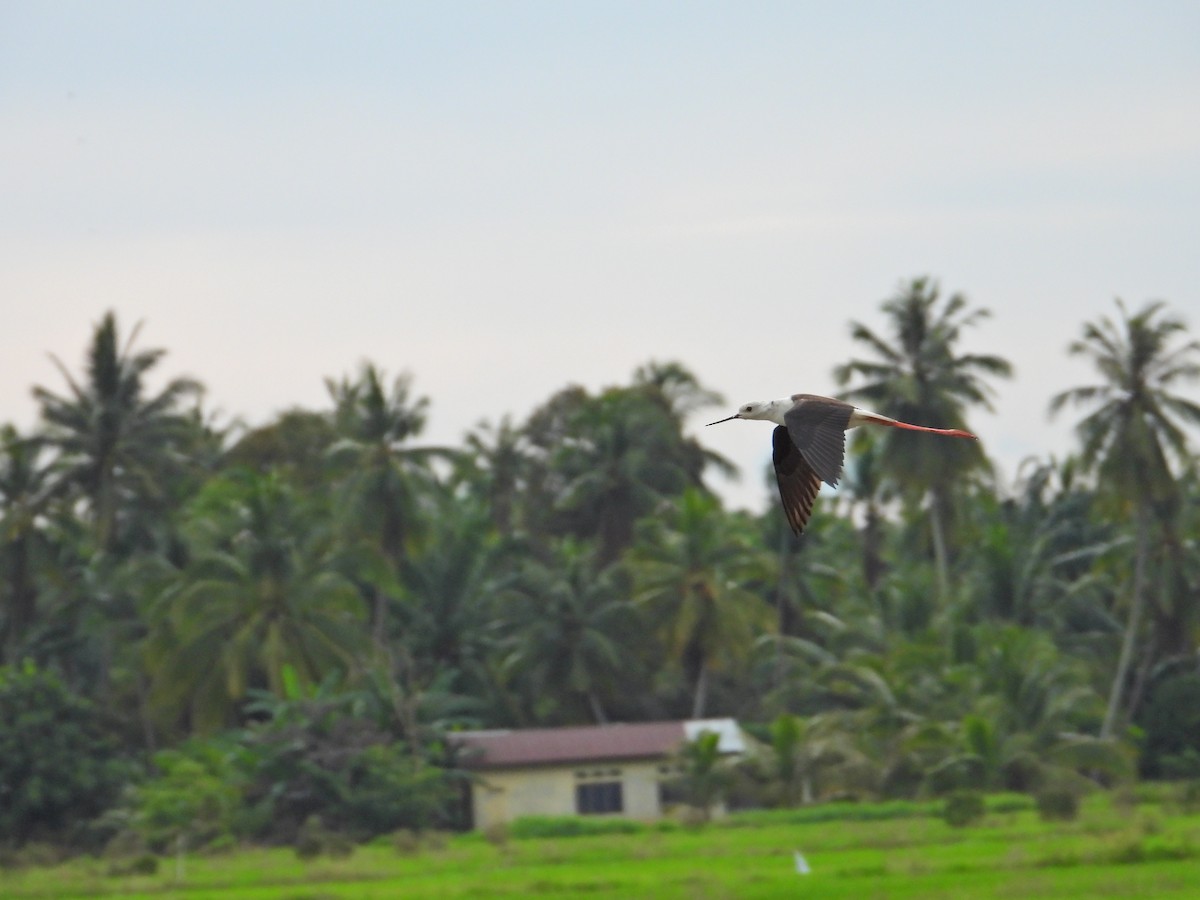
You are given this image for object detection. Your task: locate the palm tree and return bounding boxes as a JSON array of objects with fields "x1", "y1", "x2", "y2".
[
  {"x1": 1049, "y1": 299, "x2": 1200, "y2": 736},
  {"x1": 148, "y1": 471, "x2": 365, "y2": 732},
  {"x1": 0, "y1": 427, "x2": 54, "y2": 663},
  {"x1": 458, "y1": 416, "x2": 530, "y2": 534},
  {"x1": 670, "y1": 730, "x2": 734, "y2": 822},
  {"x1": 834, "y1": 278, "x2": 1012, "y2": 598},
  {"x1": 532, "y1": 366, "x2": 732, "y2": 565},
  {"x1": 630, "y1": 489, "x2": 773, "y2": 718},
  {"x1": 326, "y1": 363, "x2": 450, "y2": 647},
  {"x1": 501, "y1": 540, "x2": 631, "y2": 724},
  {"x1": 391, "y1": 494, "x2": 511, "y2": 731},
  {"x1": 552, "y1": 390, "x2": 693, "y2": 564},
  {"x1": 967, "y1": 459, "x2": 1117, "y2": 629},
  {"x1": 33, "y1": 312, "x2": 204, "y2": 555},
  {"x1": 762, "y1": 712, "x2": 865, "y2": 806}
]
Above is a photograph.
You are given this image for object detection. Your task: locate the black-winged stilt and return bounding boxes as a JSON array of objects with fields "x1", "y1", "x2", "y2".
[{"x1": 707, "y1": 393, "x2": 977, "y2": 534}]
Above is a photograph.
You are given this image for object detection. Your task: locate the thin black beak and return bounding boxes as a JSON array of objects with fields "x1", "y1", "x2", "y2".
[{"x1": 706, "y1": 415, "x2": 739, "y2": 426}]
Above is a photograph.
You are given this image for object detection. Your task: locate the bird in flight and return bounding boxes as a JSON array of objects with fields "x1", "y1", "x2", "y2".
[{"x1": 708, "y1": 393, "x2": 977, "y2": 534}]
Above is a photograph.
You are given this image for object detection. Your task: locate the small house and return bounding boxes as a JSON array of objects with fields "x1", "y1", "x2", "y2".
[{"x1": 453, "y1": 718, "x2": 746, "y2": 831}]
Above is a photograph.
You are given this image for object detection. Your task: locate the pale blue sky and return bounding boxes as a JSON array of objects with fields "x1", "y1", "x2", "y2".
[{"x1": 4, "y1": 2, "x2": 1198, "y2": 509}]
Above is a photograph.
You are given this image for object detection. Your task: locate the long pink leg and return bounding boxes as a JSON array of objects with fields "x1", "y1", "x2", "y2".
[
  {"x1": 885, "y1": 420, "x2": 977, "y2": 440},
  {"x1": 858, "y1": 412, "x2": 978, "y2": 440}
]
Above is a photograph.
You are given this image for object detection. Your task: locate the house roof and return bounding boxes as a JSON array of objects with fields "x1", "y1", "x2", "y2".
[{"x1": 452, "y1": 718, "x2": 745, "y2": 770}]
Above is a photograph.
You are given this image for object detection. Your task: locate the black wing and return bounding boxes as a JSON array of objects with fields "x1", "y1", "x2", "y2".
[
  {"x1": 772, "y1": 425, "x2": 823, "y2": 535},
  {"x1": 783, "y1": 395, "x2": 852, "y2": 488}
]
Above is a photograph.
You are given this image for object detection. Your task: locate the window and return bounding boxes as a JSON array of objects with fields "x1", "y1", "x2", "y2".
[{"x1": 575, "y1": 781, "x2": 623, "y2": 815}]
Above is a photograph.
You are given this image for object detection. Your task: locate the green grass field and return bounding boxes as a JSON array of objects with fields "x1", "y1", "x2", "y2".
[{"x1": 4, "y1": 795, "x2": 1199, "y2": 899}]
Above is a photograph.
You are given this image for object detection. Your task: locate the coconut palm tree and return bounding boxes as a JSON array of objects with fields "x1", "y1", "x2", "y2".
[
  {"x1": 501, "y1": 539, "x2": 631, "y2": 724},
  {"x1": 532, "y1": 366, "x2": 732, "y2": 565},
  {"x1": 1049, "y1": 299, "x2": 1200, "y2": 736},
  {"x1": 32, "y1": 312, "x2": 204, "y2": 555},
  {"x1": 834, "y1": 278, "x2": 1012, "y2": 598},
  {"x1": 148, "y1": 471, "x2": 364, "y2": 732},
  {"x1": 326, "y1": 363, "x2": 451, "y2": 647},
  {"x1": 552, "y1": 390, "x2": 695, "y2": 564},
  {"x1": 671, "y1": 730, "x2": 734, "y2": 822},
  {"x1": 630, "y1": 488, "x2": 773, "y2": 718},
  {"x1": 0, "y1": 427, "x2": 54, "y2": 662},
  {"x1": 392, "y1": 494, "x2": 511, "y2": 729}
]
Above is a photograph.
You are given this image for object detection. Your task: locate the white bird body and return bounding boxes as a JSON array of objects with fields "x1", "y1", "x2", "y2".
[
  {"x1": 731, "y1": 397, "x2": 892, "y2": 430},
  {"x1": 709, "y1": 393, "x2": 977, "y2": 535}
]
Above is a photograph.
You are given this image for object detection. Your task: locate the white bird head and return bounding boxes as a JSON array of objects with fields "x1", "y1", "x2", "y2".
[{"x1": 707, "y1": 400, "x2": 777, "y2": 426}]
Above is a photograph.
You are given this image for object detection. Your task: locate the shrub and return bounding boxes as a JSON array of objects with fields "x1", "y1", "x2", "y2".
[
  {"x1": 106, "y1": 854, "x2": 159, "y2": 877},
  {"x1": 1177, "y1": 779, "x2": 1200, "y2": 814},
  {"x1": 987, "y1": 793, "x2": 1035, "y2": 814},
  {"x1": 293, "y1": 815, "x2": 354, "y2": 860},
  {"x1": 103, "y1": 829, "x2": 147, "y2": 860},
  {"x1": 4, "y1": 841, "x2": 67, "y2": 869},
  {"x1": 1138, "y1": 673, "x2": 1200, "y2": 778},
  {"x1": 482, "y1": 822, "x2": 510, "y2": 847},
  {"x1": 943, "y1": 790, "x2": 985, "y2": 828},
  {"x1": 727, "y1": 800, "x2": 934, "y2": 828},
  {"x1": 0, "y1": 663, "x2": 130, "y2": 847},
  {"x1": 508, "y1": 816, "x2": 644, "y2": 839},
  {"x1": 391, "y1": 829, "x2": 421, "y2": 855},
  {"x1": 1035, "y1": 786, "x2": 1080, "y2": 822},
  {"x1": 129, "y1": 741, "x2": 243, "y2": 853},
  {"x1": 423, "y1": 830, "x2": 449, "y2": 851},
  {"x1": 239, "y1": 692, "x2": 457, "y2": 842}
]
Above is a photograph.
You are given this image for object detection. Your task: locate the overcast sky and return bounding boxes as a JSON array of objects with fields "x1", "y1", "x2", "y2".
[{"x1": 3, "y1": 2, "x2": 1198, "y2": 511}]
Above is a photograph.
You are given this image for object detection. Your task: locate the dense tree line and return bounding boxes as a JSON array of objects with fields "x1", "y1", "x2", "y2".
[{"x1": 2, "y1": 280, "x2": 1198, "y2": 852}]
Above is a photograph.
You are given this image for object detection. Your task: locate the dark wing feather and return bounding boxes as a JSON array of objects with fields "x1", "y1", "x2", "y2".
[
  {"x1": 784, "y1": 395, "x2": 852, "y2": 487},
  {"x1": 772, "y1": 425, "x2": 823, "y2": 535}
]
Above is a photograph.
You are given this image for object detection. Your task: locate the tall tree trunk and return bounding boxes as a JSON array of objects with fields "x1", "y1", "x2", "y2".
[
  {"x1": 372, "y1": 586, "x2": 388, "y2": 656},
  {"x1": 691, "y1": 664, "x2": 709, "y2": 719},
  {"x1": 1101, "y1": 509, "x2": 1150, "y2": 738},
  {"x1": 861, "y1": 503, "x2": 886, "y2": 592},
  {"x1": 929, "y1": 488, "x2": 950, "y2": 603},
  {"x1": 2, "y1": 537, "x2": 37, "y2": 664},
  {"x1": 587, "y1": 690, "x2": 608, "y2": 724}
]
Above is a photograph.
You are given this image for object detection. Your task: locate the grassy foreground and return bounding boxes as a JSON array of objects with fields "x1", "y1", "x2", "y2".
[{"x1": 4, "y1": 795, "x2": 1200, "y2": 899}]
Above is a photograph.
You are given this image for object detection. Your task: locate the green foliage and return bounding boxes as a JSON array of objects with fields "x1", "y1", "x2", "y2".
[
  {"x1": 943, "y1": 790, "x2": 986, "y2": 827},
  {"x1": 666, "y1": 731, "x2": 735, "y2": 822},
  {"x1": 500, "y1": 538, "x2": 631, "y2": 724},
  {"x1": 4, "y1": 304, "x2": 1200, "y2": 850},
  {"x1": 31, "y1": 311, "x2": 206, "y2": 556},
  {"x1": 9, "y1": 793, "x2": 1200, "y2": 899},
  {"x1": 0, "y1": 662, "x2": 129, "y2": 846},
  {"x1": 237, "y1": 687, "x2": 457, "y2": 842},
  {"x1": 1176, "y1": 780, "x2": 1200, "y2": 814},
  {"x1": 127, "y1": 740, "x2": 244, "y2": 852},
  {"x1": 1035, "y1": 786, "x2": 1081, "y2": 821},
  {"x1": 509, "y1": 816, "x2": 646, "y2": 839},
  {"x1": 1138, "y1": 673, "x2": 1200, "y2": 778},
  {"x1": 294, "y1": 814, "x2": 354, "y2": 860},
  {"x1": 104, "y1": 853, "x2": 159, "y2": 877},
  {"x1": 147, "y1": 470, "x2": 365, "y2": 732}
]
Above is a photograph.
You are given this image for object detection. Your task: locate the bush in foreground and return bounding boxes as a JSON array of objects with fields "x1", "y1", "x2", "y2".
[{"x1": 944, "y1": 790, "x2": 986, "y2": 827}]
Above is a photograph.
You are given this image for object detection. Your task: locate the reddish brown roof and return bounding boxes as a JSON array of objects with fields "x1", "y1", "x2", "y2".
[{"x1": 453, "y1": 721, "x2": 691, "y2": 769}]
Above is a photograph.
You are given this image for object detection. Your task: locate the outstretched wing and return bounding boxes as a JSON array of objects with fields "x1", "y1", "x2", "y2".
[
  {"x1": 784, "y1": 394, "x2": 852, "y2": 488},
  {"x1": 772, "y1": 425, "x2": 823, "y2": 535}
]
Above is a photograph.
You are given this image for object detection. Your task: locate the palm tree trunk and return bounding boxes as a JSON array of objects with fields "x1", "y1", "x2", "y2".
[
  {"x1": 372, "y1": 586, "x2": 388, "y2": 656},
  {"x1": 929, "y1": 489, "x2": 950, "y2": 603},
  {"x1": 691, "y1": 665, "x2": 709, "y2": 719},
  {"x1": 587, "y1": 690, "x2": 608, "y2": 724},
  {"x1": 1101, "y1": 509, "x2": 1150, "y2": 738},
  {"x1": 2, "y1": 538, "x2": 36, "y2": 663},
  {"x1": 861, "y1": 504, "x2": 886, "y2": 592}
]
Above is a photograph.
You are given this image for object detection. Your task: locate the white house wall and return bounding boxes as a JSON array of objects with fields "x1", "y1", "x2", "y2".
[{"x1": 470, "y1": 759, "x2": 667, "y2": 831}]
